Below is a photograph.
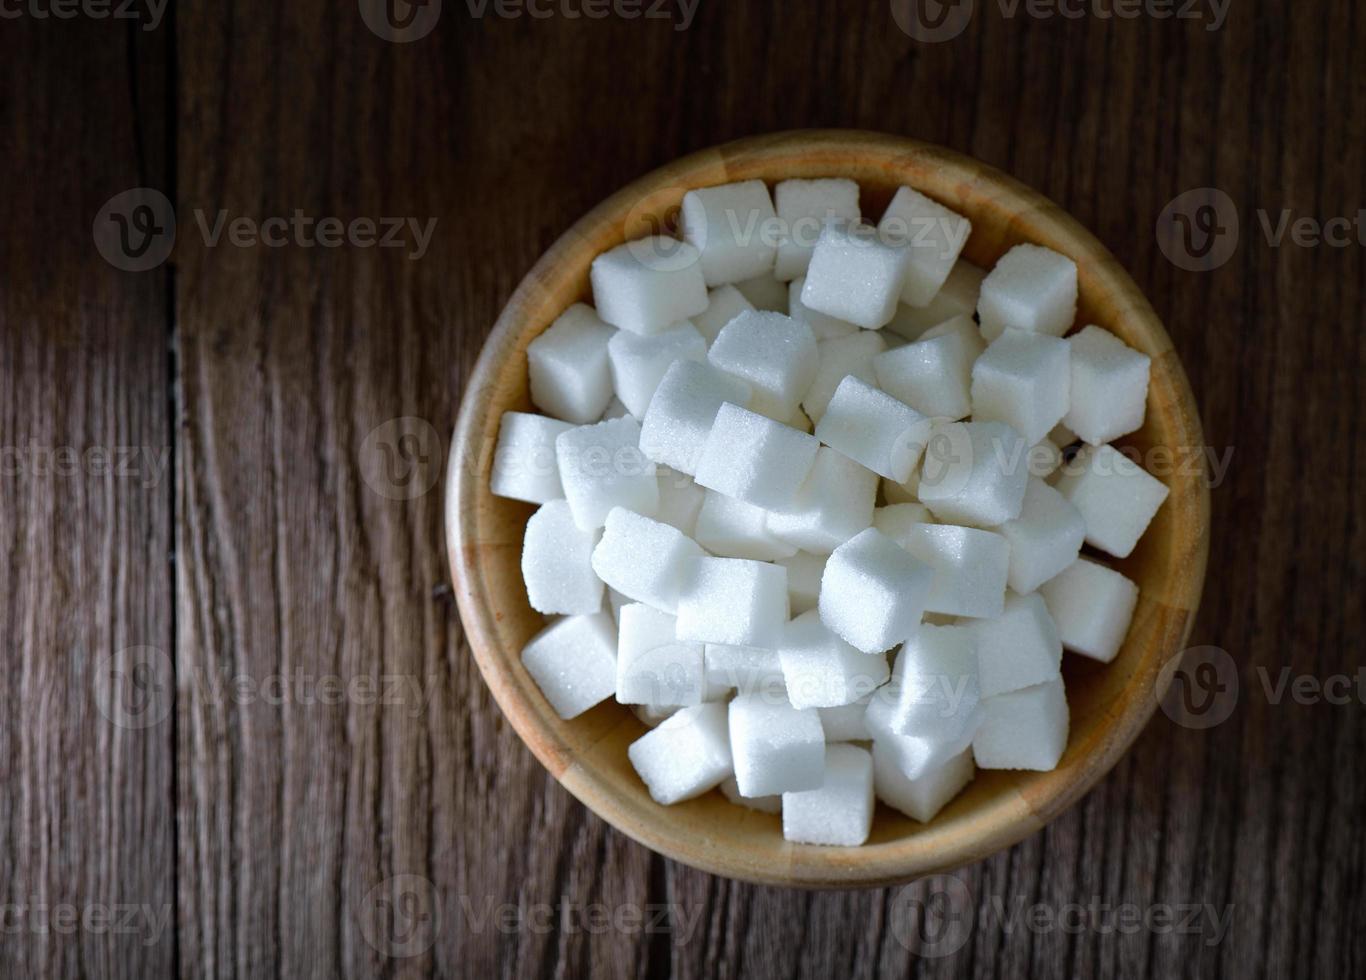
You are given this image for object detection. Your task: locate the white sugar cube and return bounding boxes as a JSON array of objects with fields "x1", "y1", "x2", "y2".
[
  {"x1": 527, "y1": 303, "x2": 616, "y2": 424},
  {"x1": 591, "y1": 507, "x2": 704, "y2": 613},
  {"x1": 873, "y1": 742, "x2": 974, "y2": 822},
  {"x1": 872, "y1": 502, "x2": 932, "y2": 546},
  {"x1": 705, "y1": 643, "x2": 785, "y2": 695},
  {"x1": 977, "y1": 243, "x2": 1078, "y2": 342},
  {"x1": 628, "y1": 702, "x2": 733, "y2": 804},
  {"x1": 640, "y1": 359, "x2": 752, "y2": 475},
  {"x1": 733, "y1": 272, "x2": 789, "y2": 313},
  {"x1": 869, "y1": 706, "x2": 978, "y2": 782},
  {"x1": 773, "y1": 178, "x2": 861, "y2": 280},
  {"x1": 680, "y1": 180, "x2": 779, "y2": 286},
  {"x1": 777, "y1": 552, "x2": 826, "y2": 615},
  {"x1": 521, "y1": 500, "x2": 603, "y2": 615},
  {"x1": 765, "y1": 447, "x2": 878, "y2": 554},
  {"x1": 1065, "y1": 325, "x2": 1152, "y2": 445},
  {"x1": 802, "y1": 331, "x2": 887, "y2": 423},
  {"x1": 677, "y1": 556, "x2": 788, "y2": 647},
  {"x1": 788, "y1": 276, "x2": 859, "y2": 340},
  {"x1": 520, "y1": 612, "x2": 618, "y2": 719},
  {"x1": 695, "y1": 403, "x2": 819, "y2": 510},
  {"x1": 814, "y1": 376, "x2": 931, "y2": 483},
  {"x1": 555, "y1": 416, "x2": 658, "y2": 529},
  {"x1": 779, "y1": 610, "x2": 890, "y2": 709},
  {"x1": 819, "y1": 694, "x2": 874, "y2": 742},
  {"x1": 615, "y1": 603, "x2": 706, "y2": 706},
  {"x1": 866, "y1": 625, "x2": 980, "y2": 738},
  {"x1": 819, "y1": 528, "x2": 933, "y2": 654},
  {"x1": 490, "y1": 411, "x2": 572, "y2": 505},
  {"x1": 801, "y1": 222, "x2": 910, "y2": 329},
  {"x1": 707, "y1": 310, "x2": 818, "y2": 419},
  {"x1": 997, "y1": 477, "x2": 1085, "y2": 594},
  {"x1": 900, "y1": 523, "x2": 1010, "y2": 619},
  {"x1": 590, "y1": 237, "x2": 709, "y2": 336},
  {"x1": 729, "y1": 694, "x2": 825, "y2": 797},
  {"x1": 655, "y1": 466, "x2": 706, "y2": 536},
  {"x1": 1038, "y1": 557, "x2": 1138, "y2": 663},
  {"x1": 1054, "y1": 444, "x2": 1169, "y2": 558},
  {"x1": 970, "y1": 327, "x2": 1071, "y2": 445},
  {"x1": 692, "y1": 284, "x2": 756, "y2": 344},
  {"x1": 694, "y1": 490, "x2": 797, "y2": 561},
  {"x1": 918, "y1": 420, "x2": 1029, "y2": 528},
  {"x1": 972, "y1": 678, "x2": 1068, "y2": 771},
  {"x1": 884, "y1": 260, "x2": 986, "y2": 341},
  {"x1": 873, "y1": 314, "x2": 985, "y2": 421},
  {"x1": 969, "y1": 591, "x2": 1063, "y2": 698},
  {"x1": 607, "y1": 320, "x2": 707, "y2": 418},
  {"x1": 878, "y1": 186, "x2": 972, "y2": 307},
  {"x1": 782, "y1": 743, "x2": 874, "y2": 846},
  {"x1": 719, "y1": 775, "x2": 782, "y2": 814}
]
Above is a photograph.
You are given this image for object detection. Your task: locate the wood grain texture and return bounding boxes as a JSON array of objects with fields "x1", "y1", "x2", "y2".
[{"x1": 1, "y1": 0, "x2": 1362, "y2": 976}]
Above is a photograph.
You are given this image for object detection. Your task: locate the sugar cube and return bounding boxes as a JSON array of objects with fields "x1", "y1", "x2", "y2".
[
  {"x1": 1064, "y1": 325, "x2": 1152, "y2": 445},
  {"x1": 765, "y1": 447, "x2": 878, "y2": 554},
  {"x1": 972, "y1": 678, "x2": 1069, "y2": 770},
  {"x1": 680, "y1": 180, "x2": 779, "y2": 286},
  {"x1": 692, "y1": 284, "x2": 756, "y2": 345},
  {"x1": 865, "y1": 625, "x2": 981, "y2": 738},
  {"x1": 490, "y1": 411, "x2": 572, "y2": 505},
  {"x1": 555, "y1": 416, "x2": 658, "y2": 529},
  {"x1": 707, "y1": 310, "x2": 818, "y2": 419},
  {"x1": 591, "y1": 507, "x2": 704, "y2": 612},
  {"x1": 802, "y1": 331, "x2": 887, "y2": 423},
  {"x1": 526, "y1": 303, "x2": 616, "y2": 424},
  {"x1": 654, "y1": 466, "x2": 706, "y2": 536},
  {"x1": 639, "y1": 358, "x2": 752, "y2": 475},
  {"x1": 1038, "y1": 557, "x2": 1138, "y2": 663},
  {"x1": 997, "y1": 477, "x2": 1085, "y2": 594},
  {"x1": 733, "y1": 272, "x2": 789, "y2": 313},
  {"x1": 900, "y1": 523, "x2": 1010, "y2": 619},
  {"x1": 918, "y1": 420, "x2": 1029, "y2": 528},
  {"x1": 607, "y1": 319, "x2": 707, "y2": 418},
  {"x1": 729, "y1": 694, "x2": 826, "y2": 797},
  {"x1": 1053, "y1": 444, "x2": 1169, "y2": 558},
  {"x1": 615, "y1": 603, "x2": 707, "y2": 706},
  {"x1": 777, "y1": 551, "x2": 826, "y2": 615},
  {"x1": 977, "y1": 243, "x2": 1078, "y2": 342},
  {"x1": 676, "y1": 556, "x2": 788, "y2": 647},
  {"x1": 883, "y1": 260, "x2": 987, "y2": 341},
  {"x1": 969, "y1": 591, "x2": 1063, "y2": 698},
  {"x1": 694, "y1": 490, "x2": 797, "y2": 561},
  {"x1": 590, "y1": 237, "x2": 709, "y2": 336},
  {"x1": 878, "y1": 186, "x2": 972, "y2": 307},
  {"x1": 873, "y1": 742, "x2": 974, "y2": 822},
  {"x1": 520, "y1": 612, "x2": 618, "y2": 719},
  {"x1": 773, "y1": 178, "x2": 861, "y2": 281},
  {"x1": 695, "y1": 403, "x2": 819, "y2": 510},
  {"x1": 779, "y1": 610, "x2": 891, "y2": 709},
  {"x1": 869, "y1": 707, "x2": 978, "y2": 781},
  {"x1": 814, "y1": 376, "x2": 931, "y2": 483},
  {"x1": 873, "y1": 314, "x2": 984, "y2": 421},
  {"x1": 719, "y1": 775, "x2": 782, "y2": 814},
  {"x1": 788, "y1": 276, "x2": 860, "y2": 339},
  {"x1": 801, "y1": 222, "x2": 910, "y2": 329},
  {"x1": 819, "y1": 528, "x2": 933, "y2": 654},
  {"x1": 521, "y1": 499, "x2": 604, "y2": 615},
  {"x1": 628, "y1": 702, "x2": 733, "y2": 804},
  {"x1": 705, "y1": 643, "x2": 785, "y2": 695},
  {"x1": 872, "y1": 502, "x2": 932, "y2": 546},
  {"x1": 782, "y1": 743, "x2": 874, "y2": 846},
  {"x1": 970, "y1": 327, "x2": 1071, "y2": 445}
]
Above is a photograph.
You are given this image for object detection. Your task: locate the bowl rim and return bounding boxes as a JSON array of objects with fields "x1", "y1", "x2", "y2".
[{"x1": 446, "y1": 129, "x2": 1210, "y2": 888}]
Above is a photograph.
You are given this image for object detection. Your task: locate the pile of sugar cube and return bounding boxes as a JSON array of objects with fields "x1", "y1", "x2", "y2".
[{"x1": 491, "y1": 177, "x2": 1168, "y2": 847}]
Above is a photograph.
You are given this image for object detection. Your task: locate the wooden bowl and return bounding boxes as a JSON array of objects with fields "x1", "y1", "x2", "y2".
[{"x1": 446, "y1": 130, "x2": 1209, "y2": 888}]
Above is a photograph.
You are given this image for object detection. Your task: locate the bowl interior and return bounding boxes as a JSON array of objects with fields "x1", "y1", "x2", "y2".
[{"x1": 447, "y1": 131, "x2": 1209, "y2": 888}]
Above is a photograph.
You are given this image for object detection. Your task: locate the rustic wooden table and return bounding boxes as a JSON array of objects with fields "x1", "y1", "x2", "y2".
[{"x1": 2, "y1": 1, "x2": 1361, "y2": 977}]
